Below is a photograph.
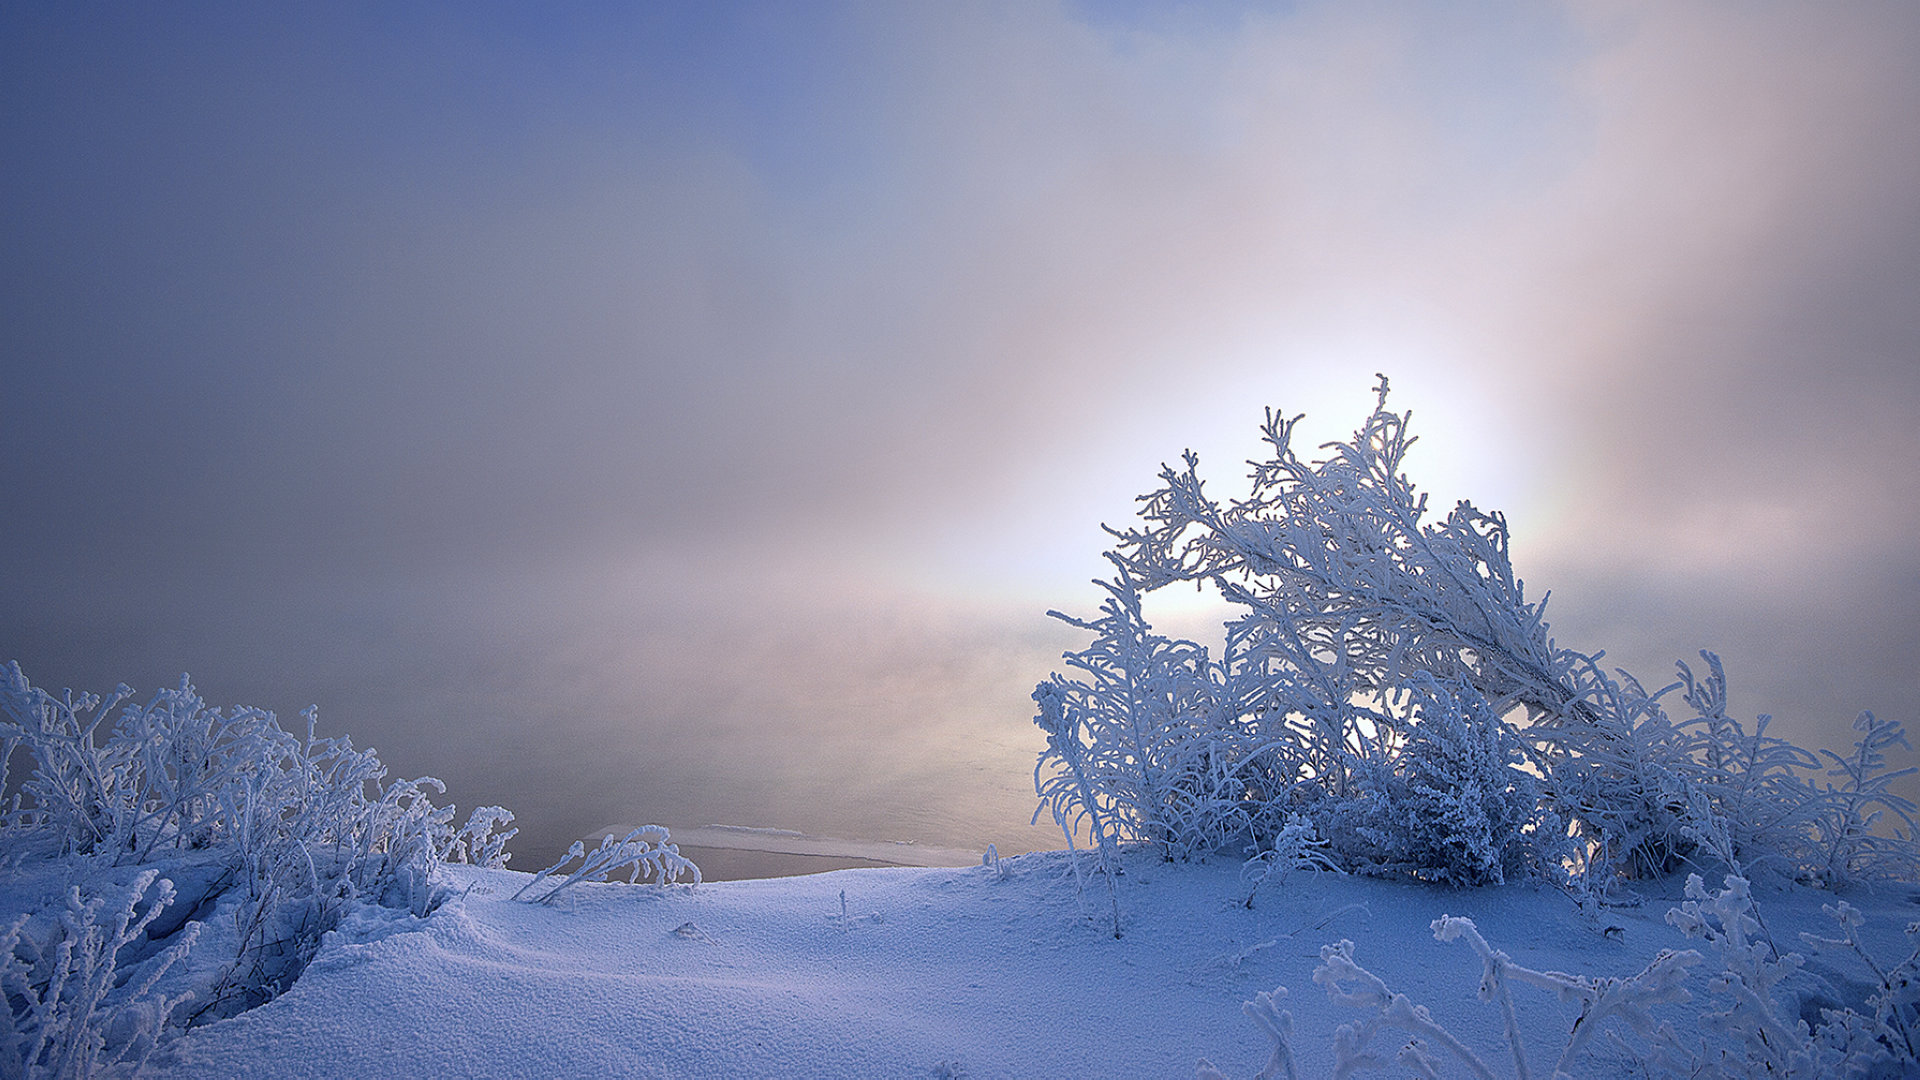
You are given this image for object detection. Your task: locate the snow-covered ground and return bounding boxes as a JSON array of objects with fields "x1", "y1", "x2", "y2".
[{"x1": 131, "y1": 849, "x2": 1918, "y2": 1079}]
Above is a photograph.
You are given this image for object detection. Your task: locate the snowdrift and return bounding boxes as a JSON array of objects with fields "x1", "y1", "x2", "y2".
[{"x1": 138, "y1": 851, "x2": 1920, "y2": 1079}]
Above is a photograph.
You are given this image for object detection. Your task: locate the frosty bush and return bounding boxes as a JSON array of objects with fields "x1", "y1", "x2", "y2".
[
  {"x1": 1202, "y1": 920, "x2": 1693, "y2": 1079},
  {"x1": 1035, "y1": 572, "x2": 1244, "y2": 862},
  {"x1": 1202, "y1": 881, "x2": 1920, "y2": 1079},
  {"x1": 1, "y1": 871, "x2": 199, "y2": 1080},
  {"x1": 1031, "y1": 679, "x2": 1126, "y2": 937},
  {"x1": 1799, "y1": 896, "x2": 1920, "y2": 1062},
  {"x1": 1241, "y1": 813, "x2": 1342, "y2": 909},
  {"x1": 510, "y1": 825, "x2": 700, "y2": 905},
  {"x1": 1335, "y1": 674, "x2": 1541, "y2": 886},
  {"x1": 1808, "y1": 712, "x2": 1920, "y2": 887},
  {"x1": 0, "y1": 662, "x2": 526, "y2": 1055},
  {"x1": 1034, "y1": 377, "x2": 1919, "y2": 894},
  {"x1": 1196, "y1": 986, "x2": 1298, "y2": 1080},
  {"x1": 1658, "y1": 873, "x2": 1920, "y2": 1075}
]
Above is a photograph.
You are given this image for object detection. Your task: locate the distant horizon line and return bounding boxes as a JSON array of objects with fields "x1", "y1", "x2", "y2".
[{"x1": 581, "y1": 822, "x2": 989, "y2": 868}]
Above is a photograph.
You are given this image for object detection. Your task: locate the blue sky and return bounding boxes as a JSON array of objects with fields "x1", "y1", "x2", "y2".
[{"x1": 5, "y1": 1, "x2": 1917, "y2": 857}]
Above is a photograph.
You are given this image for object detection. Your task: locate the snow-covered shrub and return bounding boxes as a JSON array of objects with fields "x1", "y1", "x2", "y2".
[
  {"x1": 1800, "y1": 899, "x2": 1920, "y2": 1063},
  {"x1": 1335, "y1": 675, "x2": 1542, "y2": 886},
  {"x1": 116, "y1": 678, "x2": 288, "y2": 863},
  {"x1": 1104, "y1": 377, "x2": 1577, "y2": 757},
  {"x1": 1035, "y1": 378, "x2": 1578, "y2": 891},
  {"x1": 444, "y1": 806, "x2": 518, "y2": 870},
  {"x1": 510, "y1": 825, "x2": 700, "y2": 905},
  {"x1": 1, "y1": 871, "x2": 200, "y2": 1080},
  {"x1": 0, "y1": 669, "x2": 140, "y2": 859},
  {"x1": 1531, "y1": 658, "x2": 1703, "y2": 883},
  {"x1": 1433, "y1": 914, "x2": 1703, "y2": 1078},
  {"x1": 1241, "y1": 814, "x2": 1343, "y2": 909},
  {"x1": 1309, "y1": 935, "x2": 1507, "y2": 1078},
  {"x1": 1035, "y1": 378, "x2": 1920, "y2": 894},
  {"x1": 185, "y1": 711, "x2": 478, "y2": 1016},
  {"x1": 1807, "y1": 713, "x2": 1920, "y2": 888},
  {"x1": 1661, "y1": 873, "x2": 1916, "y2": 1076},
  {"x1": 1196, "y1": 986, "x2": 1299, "y2": 1080},
  {"x1": 1537, "y1": 652, "x2": 1831, "y2": 887},
  {"x1": 1031, "y1": 679, "x2": 1125, "y2": 937},
  {"x1": 1036, "y1": 570, "x2": 1252, "y2": 860},
  {"x1": 1201, "y1": 881, "x2": 1920, "y2": 1078},
  {"x1": 1673, "y1": 654, "x2": 1821, "y2": 879},
  {"x1": 1200, "y1": 920, "x2": 1701, "y2": 1078},
  {"x1": 1, "y1": 662, "x2": 523, "y2": 1026}
]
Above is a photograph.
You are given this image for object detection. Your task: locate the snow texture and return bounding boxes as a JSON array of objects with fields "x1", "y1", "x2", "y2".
[{"x1": 71, "y1": 850, "x2": 1920, "y2": 1079}]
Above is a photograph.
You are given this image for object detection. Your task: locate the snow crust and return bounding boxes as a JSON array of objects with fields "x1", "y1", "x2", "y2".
[{"x1": 136, "y1": 851, "x2": 1918, "y2": 1079}]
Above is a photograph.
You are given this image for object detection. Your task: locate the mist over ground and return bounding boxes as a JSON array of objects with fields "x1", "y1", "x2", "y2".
[{"x1": 5, "y1": 2, "x2": 1917, "y2": 860}]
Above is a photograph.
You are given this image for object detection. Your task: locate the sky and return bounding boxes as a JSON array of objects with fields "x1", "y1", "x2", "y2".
[{"x1": 4, "y1": 1, "x2": 1918, "y2": 860}]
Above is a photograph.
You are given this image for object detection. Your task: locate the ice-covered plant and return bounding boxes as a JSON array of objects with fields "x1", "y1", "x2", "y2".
[
  {"x1": 0, "y1": 871, "x2": 201, "y2": 1080},
  {"x1": 1241, "y1": 813, "x2": 1343, "y2": 909},
  {"x1": 1674, "y1": 653, "x2": 1820, "y2": 879},
  {"x1": 443, "y1": 806, "x2": 518, "y2": 870},
  {"x1": 1665, "y1": 874, "x2": 1908, "y2": 1076},
  {"x1": 1202, "y1": 885, "x2": 1920, "y2": 1079},
  {"x1": 1034, "y1": 379, "x2": 1920, "y2": 893},
  {"x1": 1799, "y1": 901, "x2": 1920, "y2": 1062},
  {"x1": 0, "y1": 665, "x2": 138, "y2": 857},
  {"x1": 1528, "y1": 657, "x2": 1705, "y2": 883},
  {"x1": 1808, "y1": 714, "x2": 1920, "y2": 888},
  {"x1": 1430, "y1": 914, "x2": 1701, "y2": 1079},
  {"x1": 510, "y1": 825, "x2": 700, "y2": 905},
  {"x1": 195, "y1": 715, "x2": 471, "y2": 1014},
  {"x1": 1031, "y1": 679, "x2": 1125, "y2": 937},
  {"x1": 1310, "y1": 937, "x2": 1499, "y2": 1078},
  {"x1": 1202, "y1": 917, "x2": 1701, "y2": 1079},
  {"x1": 2, "y1": 662, "x2": 528, "y2": 1029},
  {"x1": 1337, "y1": 675, "x2": 1542, "y2": 886},
  {"x1": 1196, "y1": 985, "x2": 1299, "y2": 1080},
  {"x1": 1107, "y1": 377, "x2": 1576, "y2": 745},
  {"x1": 1034, "y1": 379, "x2": 1600, "y2": 890},
  {"x1": 1037, "y1": 569, "x2": 1254, "y2": 860},
  {"x1": 115, "y1": 676, "x2": 288, "y2": 862}
]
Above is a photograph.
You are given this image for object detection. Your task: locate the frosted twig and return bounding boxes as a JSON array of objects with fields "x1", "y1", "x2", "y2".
[{"x1": 512, "y1": 825, "x2": 699, "y2": 905}]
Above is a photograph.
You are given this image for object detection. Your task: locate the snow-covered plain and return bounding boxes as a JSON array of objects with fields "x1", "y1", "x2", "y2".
[{"x1": 92, "y1": 848, "x2": 1913, "y2": 1079}]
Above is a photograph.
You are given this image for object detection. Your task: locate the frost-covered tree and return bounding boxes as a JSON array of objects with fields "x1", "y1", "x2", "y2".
[
  {"x1": 1109, "y1": 377, "x2": 1575, "y2": 733},
  {"x1": 1036, "y1": 377, "x2": 1571, "y2": 880},
  {"x1": 1034, "y1": 377, "x2": 1919, "y2": 895}
]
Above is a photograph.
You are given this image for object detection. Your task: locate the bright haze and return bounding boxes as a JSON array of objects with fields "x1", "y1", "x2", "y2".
[{"x1": 5, "y1": 2, "x2": 1917, "y2": 860}]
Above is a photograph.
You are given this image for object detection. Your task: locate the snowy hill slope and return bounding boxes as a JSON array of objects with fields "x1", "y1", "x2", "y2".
[{"x1": 142, "y1": 851, "x2": 1918, "y2": 1079}]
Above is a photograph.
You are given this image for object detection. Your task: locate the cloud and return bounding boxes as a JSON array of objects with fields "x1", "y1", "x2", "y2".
[{"x1": 1459, "y1": 4, "x2": 1920, "y2": 746}]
